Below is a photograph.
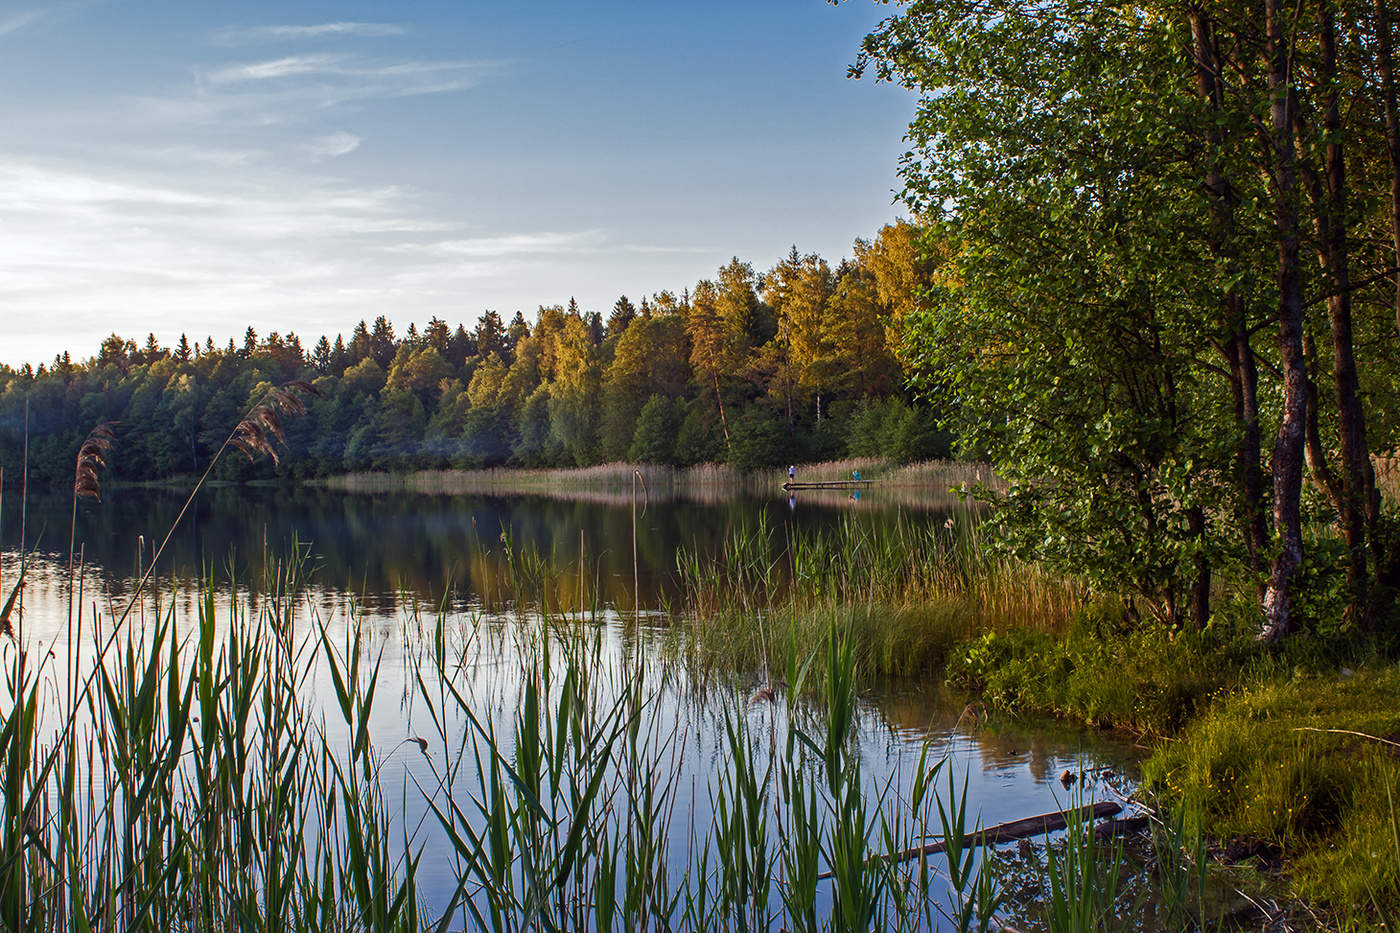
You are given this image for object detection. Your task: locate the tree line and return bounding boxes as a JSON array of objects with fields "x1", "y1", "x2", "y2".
[
  {"x1": 854, "y1": 0, "x2": 1400, "y2": 638},
  {"x1": 0, "y1": 222, "x2": 947, "y2": 492}
]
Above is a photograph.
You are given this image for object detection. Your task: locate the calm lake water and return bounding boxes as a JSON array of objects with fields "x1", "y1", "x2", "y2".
[{"x1": 1, "y1": 484, "x2": 1142, "y2": 925}]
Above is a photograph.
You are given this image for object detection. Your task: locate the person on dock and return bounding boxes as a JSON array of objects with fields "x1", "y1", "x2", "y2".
[
  {"x1": 852, "y1": 469, "x2": 861, "y2": 482},
  {"x1": 789, "y1": 464, "x2": 796, "y2": 483}
]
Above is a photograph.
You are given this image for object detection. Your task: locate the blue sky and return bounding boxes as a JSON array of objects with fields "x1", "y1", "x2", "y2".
[{"x1": 0, "y1": 1, "x2": 914, "y2": 366}]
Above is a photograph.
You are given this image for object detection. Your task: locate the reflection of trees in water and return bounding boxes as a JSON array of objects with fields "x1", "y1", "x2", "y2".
[
  {"x1": 2, "y1": 486, "x2": 960, "y2": 614},
  {"x1": 871, "y1": 685, "x2": 1138, "y2": 790}
]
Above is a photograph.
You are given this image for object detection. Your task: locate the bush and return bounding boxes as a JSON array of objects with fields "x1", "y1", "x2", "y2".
[
  {"x1": 847, "y1": 397, "x2": 951, "y2": 463},
  {"x1": 727, "y1": 411, "x2": 791, "y2": 471},
  {"x1": 674, "y1": 401, "x2": 723, "y2": 466},
  {"x1": 947, "y1": 609, "x2": 1244, "y2": 733},
  {"x1": 628, "y1": 395, "x2": 681, "y2": 463}
]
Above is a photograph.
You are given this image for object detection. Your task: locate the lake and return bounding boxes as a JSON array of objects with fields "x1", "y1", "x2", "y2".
[{"x1": 0, "y1": 482, "x2": 1142, "y2": 928}]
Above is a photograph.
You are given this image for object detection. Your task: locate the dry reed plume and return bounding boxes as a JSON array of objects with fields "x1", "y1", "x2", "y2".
[
  {"x1": 230, "y1": 381, "x2": 317, "y2": 465},
  {"x1": 73, "y1": 421, "x2": 116, "y2": 502}
]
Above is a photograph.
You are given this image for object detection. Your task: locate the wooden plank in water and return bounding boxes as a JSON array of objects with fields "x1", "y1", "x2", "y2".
[
  {"x1": 817, "y1": 800, "x2": 1123, "y2": 879},
  {"x1": 782, "y1": 480, "x2": 875, "y2": 490}
]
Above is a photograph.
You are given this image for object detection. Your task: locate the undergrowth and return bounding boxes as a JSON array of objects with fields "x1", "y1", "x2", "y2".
[{"x1": 1142, "y1": 665, "x2": 1400, "y2": 925}]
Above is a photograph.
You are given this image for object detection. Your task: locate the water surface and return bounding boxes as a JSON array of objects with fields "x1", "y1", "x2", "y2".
[{"x1": 1, "y1": 484, "x2": 1141, "y2": 926}]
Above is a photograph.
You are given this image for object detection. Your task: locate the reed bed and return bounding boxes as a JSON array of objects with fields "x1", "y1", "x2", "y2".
[
  {"x1": 0, "y1": 568, "x2": 1205, "y2": 931},
  {"x1": 320, "y1": 459, "x2": 998, "y2": 508},
  {"x1": 0, "y1": 550, "x2": 1115, "y2": 933},
  {"x1": 763, "y1": 458, "x2": 1003, "y2": 492},
  {"x1": 671, "y1": 510, "x2": 1086, "y2": 681},
  {"x1": 0, "y1": 558, "x2": 422, "y2": 932}
]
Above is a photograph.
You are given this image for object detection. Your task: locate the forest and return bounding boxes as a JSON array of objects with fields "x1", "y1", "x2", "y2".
[
  {"x1": 0, "y1": 220, "x2": 946, "y2": 487},
  {"x1": 854, "y1": 0, "x2": 1400, "y2": 640}
]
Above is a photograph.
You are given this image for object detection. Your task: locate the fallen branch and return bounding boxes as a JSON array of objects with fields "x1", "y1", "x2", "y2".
[
  {"x1": 1292, "y1": 726, "x2": 1400, "y2": 750},
  {"x1": 819, "y1": 801, "x2": 1122, "y2": 878}
]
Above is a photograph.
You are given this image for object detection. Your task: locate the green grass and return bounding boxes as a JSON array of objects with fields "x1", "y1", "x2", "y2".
[
  {"x1": 945, "y1": 611, "x2": 1252, "y2": 734},
  {"x1": 671, "y1": 509, "x2": 1084, "y2": 682},
  {"x1": 1142, "y1": 665, "x2": 1400, "y2": 924}
]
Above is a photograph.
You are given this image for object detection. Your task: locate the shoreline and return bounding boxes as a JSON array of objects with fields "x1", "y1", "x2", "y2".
[{"x1": 311, "y1": 458, "x2": 996, "y2": 497}]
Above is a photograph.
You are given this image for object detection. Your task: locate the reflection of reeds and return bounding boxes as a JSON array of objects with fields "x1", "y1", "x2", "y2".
[
  {"x1": 0, "y1": 561, "x2": 1001, "y2": 930},
  {"x1": 322, "y1": 459, "x2": 1001, "y2": 509}
]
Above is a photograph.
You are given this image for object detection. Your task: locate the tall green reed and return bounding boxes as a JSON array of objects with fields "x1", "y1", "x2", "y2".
[{"x1": 0, "y1": 558, "x2": 419, "y2": 932}]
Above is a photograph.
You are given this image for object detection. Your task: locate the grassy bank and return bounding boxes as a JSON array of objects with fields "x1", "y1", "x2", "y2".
[
  {"x1": 658, "y1": 505, "x2": 1400, "y2": 924},
  {"x1": 1143, "y1": 666, "x2": 1400, "y2": 927},
  {"x1": 935, "y1": 608, "x2": 1400, "y2": 924}
]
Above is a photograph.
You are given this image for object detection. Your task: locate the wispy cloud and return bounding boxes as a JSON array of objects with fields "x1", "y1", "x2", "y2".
[
  {"x1": 204, "y1": 53, "x2": 347, "y2": 85},
  {"x1": 202, "y1": 55, "x2": 491, "y2": 87},
  {"x1": 0, "y1": 155, "x2": 620, "y2": 363},
  {"x1": 303, "y1": 132, "x2": 361, "y2": 160},
  {"x1": 215, "y1": 22, "x2": 408, "y2": 44},
  {"x1": 409, "y1": 231, "x2": 606, "y2": 259},
  {"x1": 0, "y1": 9, "x2": 47, "y2": 41},
  {"x1": 168, "y1": 54, "x2": 501, "y2": 126}
]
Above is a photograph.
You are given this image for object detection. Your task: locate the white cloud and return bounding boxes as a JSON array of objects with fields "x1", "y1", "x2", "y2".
[
  {"x1": 303, "y1": 132, "x2": 361, "y2": 159},
  {"x1": 204, "y1": 54, "x2": 347, "y2": 85},
  {"x1": 0, "y1": 155, "x2": 623, "y2": 364},
  {"x1": 0, "y1": 9, "x2": 46, "y2": 41},
  {"x1": 408, "y1": 231, "x2": 605, "y2": 259},
  {"x1": 215, "y1": 22, "x2": 408, "y2": 44},
  {"x1": 157, "y1": 55, "x2": 501, "y2": 127}
]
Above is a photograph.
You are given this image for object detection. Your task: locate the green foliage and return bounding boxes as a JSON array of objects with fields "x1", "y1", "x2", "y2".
[
  {"x1": 852, "y1": 0, "x2": 1400, "y2": 635},
  {"x1": 627, "y1": 395, "x2": 680, "y2": 464},
  {"x1": 847, "y1": 397, "x2": 950, "y2": 464},
  {"x1": 674, "y1": 402, "x2": 724, "y2": 467},
  {"x1": 727, "y1": 411, "x2": 791, "y2": 471},
  {"x1": 0, "y1": 223, "x2": 946, "y2": 482},
  {"x1": 947, "y1": 609, "x2": 1249, "y2": 733}
]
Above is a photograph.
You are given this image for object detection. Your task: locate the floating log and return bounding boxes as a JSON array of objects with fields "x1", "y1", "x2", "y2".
[
  {"x1": 1094, "y1": 815, "x2": 1151, "y2": 840},
  {"x1": 818, "y1": 801, "x2": 1122, "y2": 879},
  {"x1": 782, "y1": 480, "x2": 875, "y2": 490}
]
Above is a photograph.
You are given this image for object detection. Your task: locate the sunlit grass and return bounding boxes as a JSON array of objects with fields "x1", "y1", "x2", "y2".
[
  {"x1": 670, "y1": 509, "x2": 1084, "y2": 681},
  {"x1": 1143, "y1": 665, "x2": 1400, "y2": 923}
]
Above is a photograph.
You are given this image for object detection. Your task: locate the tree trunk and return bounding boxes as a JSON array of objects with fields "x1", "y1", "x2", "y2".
[
  {"x1": 1377, "y1": 0, "x2": 1400, "y2": 338},
  {"x1": 1190, "y1": 10, "x2": 1267, "y2": 586},
  {"x1": 711, "y1": 368, "x2": 731, "y2": 451},
  {"x1": 1261, "y1": 0, "x2": 1307, "y2": 643},
  {"x1": 1188, "y1": 505, "x2": 1211, "y2": 628},
  {"x1": 1302, "y1": 330, "x2": 1341, "y2": 509},
  {"x1": 1316, "y1": 2, "x2": 1376, "y2": 626}
]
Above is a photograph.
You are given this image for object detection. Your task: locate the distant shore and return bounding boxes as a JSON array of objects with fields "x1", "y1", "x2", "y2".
[{"x1": 313, "y1": 458, "x2": 997, "y2": 502}]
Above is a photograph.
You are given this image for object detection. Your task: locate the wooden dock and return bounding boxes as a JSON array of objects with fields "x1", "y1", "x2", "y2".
[{"x1": 782, "y1": 480, "x2": 874, "y2": 490}]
